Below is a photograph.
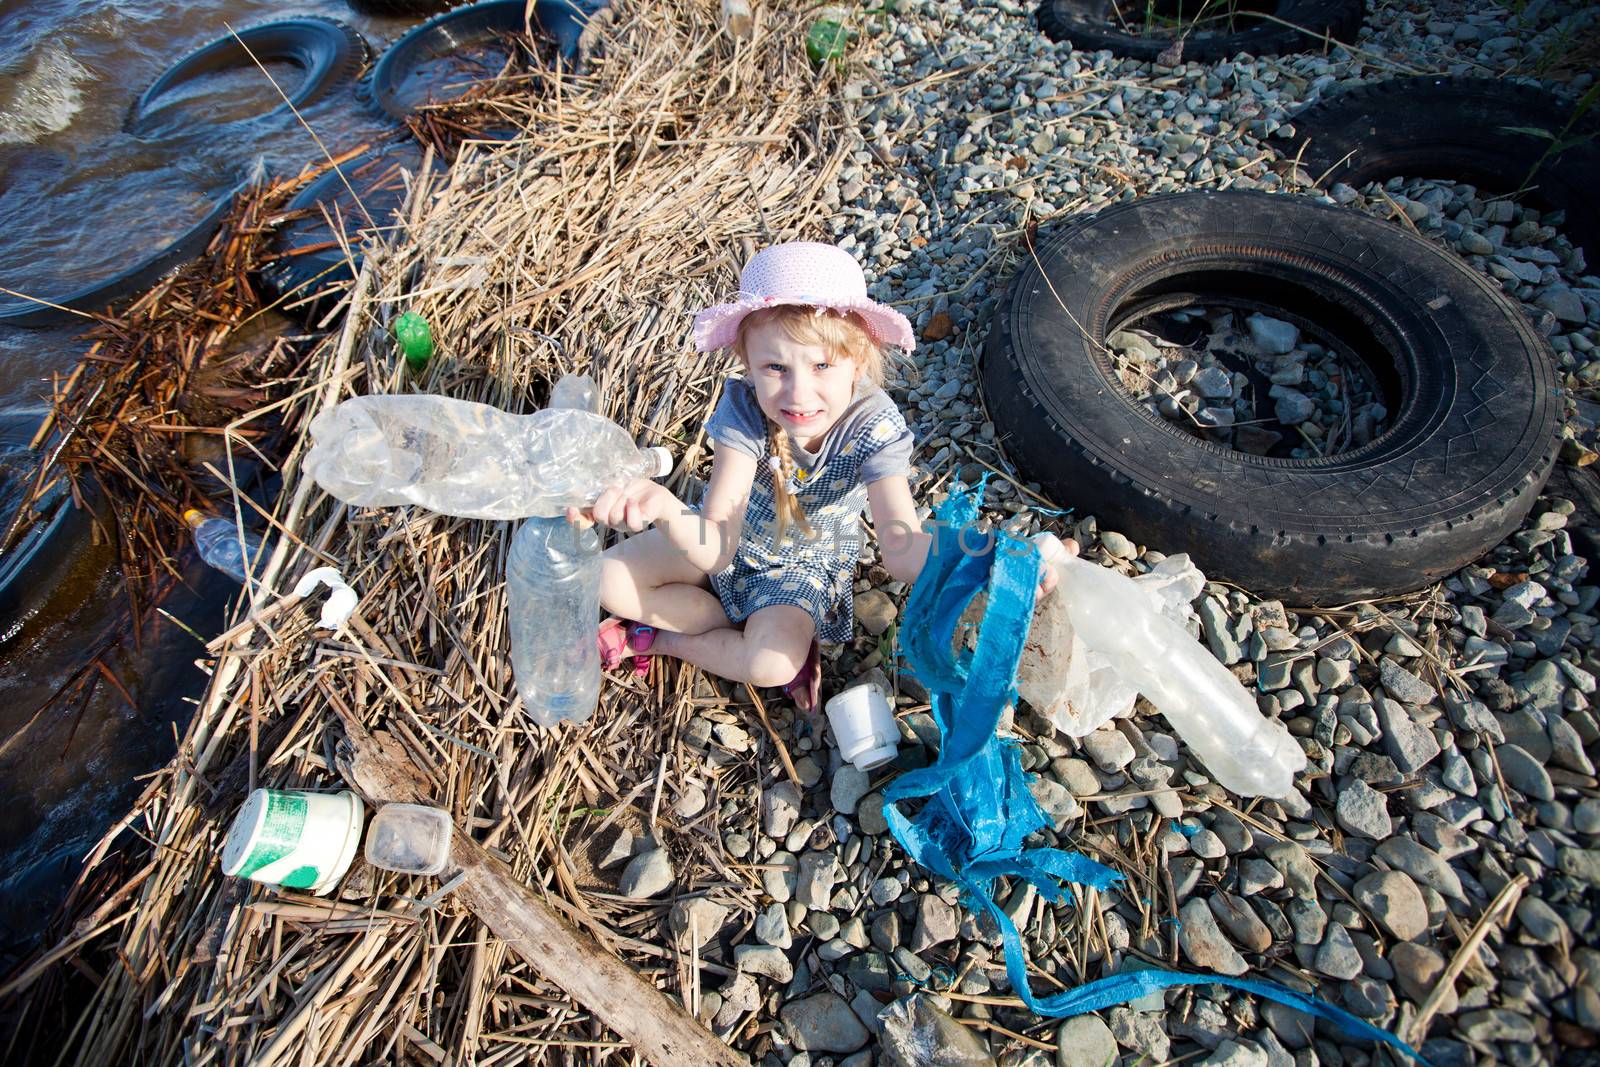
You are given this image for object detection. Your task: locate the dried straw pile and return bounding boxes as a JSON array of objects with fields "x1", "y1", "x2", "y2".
[{"x1": 4, "y1": 3, "x2": 860, "y2": 1063}]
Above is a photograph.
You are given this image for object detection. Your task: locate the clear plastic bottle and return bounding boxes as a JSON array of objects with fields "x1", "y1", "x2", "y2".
[
  {"x1": 305, "y1": 394, "x2": 672, "y2": 519},
  {"x1": 508, "y1": 373, "x2": 605, "y2": 727},
  {"x1": 1034, "y1": 533, "x2": 1307, "y2": 798},
  {"x1": 507, "y1": 516, "x2": 603, "y2": 727},
  {"x1": 184, "y1": 509, "x2": 269, "y2": 584}
]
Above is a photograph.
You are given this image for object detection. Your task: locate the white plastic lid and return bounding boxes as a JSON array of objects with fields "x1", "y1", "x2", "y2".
[
  {"x1": 852, "y1": 743, "x2": 898, "y2": 772},
  {"x1": 643, "y1": 446, "x2": 673, "y2": 478},
  {"x1": 364, "y1": 802, "x2": 452, "y2": 876}
]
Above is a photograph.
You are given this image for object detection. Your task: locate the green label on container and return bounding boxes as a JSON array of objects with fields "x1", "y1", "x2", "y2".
[
  {"x1": 281, "y1": 865, "x2": 321, "y2": 889},
  {"x1": 237, "y1": 791, "x2": 309, "y2": 879}
]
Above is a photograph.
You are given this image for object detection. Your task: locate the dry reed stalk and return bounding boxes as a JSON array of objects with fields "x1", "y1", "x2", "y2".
[{"x1": 4, "y1": 3, "x2": 871, "y2": 1063}]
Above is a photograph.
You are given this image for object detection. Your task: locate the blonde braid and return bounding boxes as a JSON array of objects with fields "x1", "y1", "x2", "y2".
[{"x1": 767, "y1": 423, "x2": 814, "y2": 547}]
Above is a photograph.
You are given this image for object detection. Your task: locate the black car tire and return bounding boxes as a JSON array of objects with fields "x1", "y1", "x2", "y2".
[
  {"x1": 0, "y1": 177, "x2": 255, "y2": 328},
  {"x1": 1290, "y1": 76, "x2": 1600, "y2": 266},
  {"x1": 126, "y1": 18, "x2": 369, "y2": 139},
  {"x1": 1036, "y1": 0, "x2": 1364, "y2": 61},
  {"x1": 258, "y1": 142, "x2": 426, "y2": 322},
  {"x1": 366, "y1": 0, "x2": 587, "y2": 121},
  {"x1": 980, "y1": 189, "x2": 1562, "y2": 604}
]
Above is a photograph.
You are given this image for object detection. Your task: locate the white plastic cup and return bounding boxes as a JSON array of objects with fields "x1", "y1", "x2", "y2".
[
  {"x1": 826, "y1": 682, "x2": 900, "y2": 772},
  {"x1": 221, "y1": 788, "x2": 365, "y2": 896}
]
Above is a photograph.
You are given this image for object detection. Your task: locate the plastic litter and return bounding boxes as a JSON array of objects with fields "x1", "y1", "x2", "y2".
[
  {"x1": 824, "y1": 680, "x2": 899, "y2": 771},
  {"x1": 292, "y1": 566, "x2": 358, "y2": 629},
  {"x1": 304, "y1": 394, "x2": 672, "y2": 520},
  {"x1": 364, "y1": 802, "x2": 452, "y2": 876},
  {"x1": 1030, "y1": 532, "x2": 1305, "y2": 799},
  {"x1": 507, "y1": 374, "x2": 606, "y2": 727},
  {"x1": 1015, "y1": 543, "x2": 1204, "y2": 738},
  {"x1": 394, "y1": 311, "x2": 434, "y2": 371},
  {"x1": 877, "y1": 994, "x2": 995, "y2": 1067},
  {"x1": 886, "y1": 480, "x2": 1432, "y2": 1066},
  {"x1": 805, "y1": 7, "x2": 849, "y2": 66},
  {"x1": 508, "y1": 514, "x2": 603, "y2": 726},
  {"x1": 184, "y1": 509, "x2": 269, "y2": 584},
  {"x1": 221, "y1": 788, "x2": 364, "y2": 896}
]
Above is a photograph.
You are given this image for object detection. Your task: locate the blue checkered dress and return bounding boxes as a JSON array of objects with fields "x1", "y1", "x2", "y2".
[{"x1": 707, "y1": 404, "x2": 911, "y2": 644}]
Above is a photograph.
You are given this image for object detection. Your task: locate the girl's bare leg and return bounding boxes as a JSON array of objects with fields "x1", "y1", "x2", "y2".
[
  {"x1": 651, "y1": 605, "x2": 814, "y2": 688},
  {"x1": 599, "y1": 528, "x2": 730, "y2": 635}
]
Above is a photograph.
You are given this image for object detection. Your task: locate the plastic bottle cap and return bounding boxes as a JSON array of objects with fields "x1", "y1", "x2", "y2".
[
  {"x1": 644, "y1": 446, "x2": 673, "y2": 477},
  {"x1": 183, "y1": 508, "x2": 206, "y2": 528}
]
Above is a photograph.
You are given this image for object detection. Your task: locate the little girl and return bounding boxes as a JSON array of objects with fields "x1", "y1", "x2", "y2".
[{"x1": 566, "y1": 241, "x2": 931, "y2": 714}]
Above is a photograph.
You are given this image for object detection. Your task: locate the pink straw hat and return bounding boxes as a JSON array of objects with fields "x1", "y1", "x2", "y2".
[{"x1": 693, "y1": 242, "x2": 916, "y2": 353}]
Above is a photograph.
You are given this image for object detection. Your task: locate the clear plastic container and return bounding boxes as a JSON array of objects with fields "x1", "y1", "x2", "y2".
[
  {"x1": 1034, "y1": 533, "x2": 1307, "y2": 799},
  {"x1": 184, "y1": 509, "x2": 270, "y2": 584},
  {"x1": 506, "y1": 373, "x2": 605, "y2": 728},
  {"x1": 364, "y1": 802, "x2": 452, "y2": 876},
  {"x1": 304, "y1": 394, "x2": 671, "y2": 519}
]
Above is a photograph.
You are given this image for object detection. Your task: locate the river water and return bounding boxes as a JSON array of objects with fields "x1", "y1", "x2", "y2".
[{"x1": 0, "y1": 0, "x2": 440, "y2": 964}]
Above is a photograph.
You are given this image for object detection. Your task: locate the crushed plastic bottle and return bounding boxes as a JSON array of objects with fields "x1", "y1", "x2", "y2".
[
  {"x1": 184, "y1": 509, "x2": 269, "y2": 584},
  {"x1": 1029, "y1": 533, "x2": 1307, "y2": 799},
  {"x1": 507, "y1": 373, "x2": 605, "y2": 727},
  {"x1": 304, "y1": 394, "x2": 672, "y2": 519}
]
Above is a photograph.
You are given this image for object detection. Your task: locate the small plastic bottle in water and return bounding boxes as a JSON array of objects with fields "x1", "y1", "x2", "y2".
[
  {"x1": 507, "y1": 373, "x2": 605, "y2": 727},
  {"x1": 185, "y1": 509, "x2": 269, "y2": 584}
]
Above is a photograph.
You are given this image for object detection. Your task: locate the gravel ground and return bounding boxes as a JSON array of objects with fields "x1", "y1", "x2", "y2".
[{"x1": 619, "y1": 3, "x2": 1600, "y2": 1065}]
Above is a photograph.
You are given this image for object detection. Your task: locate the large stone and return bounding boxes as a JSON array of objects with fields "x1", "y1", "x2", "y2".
[
  {"x1": 1204, "y1": 1040, "x2": 1270, "y2": 1067},
  {"x1": 1353, "y1": 870, "x2": 1430, "y2": 942},
  {"x1": 1336, "y1": 779, "x2": 1392, "y2": 840},
  {"x1": 1375, "y1": 697, "x2": 1441, "y2": 772},
  {"x1": 1209, "y1": 892, "x2": 1272, "y2": 953},
  {"x1": 1247, "y1": 313, "x2": 1300, "y2": 354},
  {"x1": 854, "y1": 589, "x2": 898, "y2": 636},
  {"x1": 669, "y1": 897, "x2": 730, "y2": 949},
  {"x1": 619, "y1": 848, "x2": 673, "y2": 899},
  {"x1": 1379, "y1": 659, "x2": 1436, "y2": 704},
  {"x1": 764, "y1": 781, "x2": 802, "y2": 838},
  {"x1": 1391, "y1": 942, "x2": 1455, "y2": 1011},
  {"x1": 1314, "y1": 923, "x2": 1363, "y2": 980},
  {"x1": 1083, "y1": 727, "x2": 1136, "y2": 772},
  {"x1": 734, "y1": 943, "x2": 793, "y2": 983},
  {"x1": 831, "y1": 764, "x2": 871, "y2": 816},
  {"x1": 1497, "y1": 743, "x2": 1554, "y2": 801},
  {"x1": 781, "y1": 992, "x2": 870, "y2": 1053},
  {"x1": 1375, "y1": 838, "x2": 1464, "y2": 901},
  {"x1": 1178, "y1": 897, "x2": 1248, "y2": 975},
  {"x1": 1055, "y1": 1014, "x2": 1117, "y2": 1067},
  {"x1": 910, "y1": 893, "x2": 960, "y2": 953}
]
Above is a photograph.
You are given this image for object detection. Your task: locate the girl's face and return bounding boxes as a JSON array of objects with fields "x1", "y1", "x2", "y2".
[{"x1": 744, "y1": 316, "x2": 858, "y2": 448}]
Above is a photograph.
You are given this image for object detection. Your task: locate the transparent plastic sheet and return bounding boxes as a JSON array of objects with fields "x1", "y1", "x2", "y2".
[
  {"x1": 877, "y1": 995, "x2": 996, "y2": 1067},
  {"x1": 1029, "y1": 535, "x2": 1304, "y2": 799},
  {"x1": 1018, "y1": 548, "x2": 1206, "y2": 737},
  {"x1": 305, "y1": 394, "x2": 668, "y2": 519}
]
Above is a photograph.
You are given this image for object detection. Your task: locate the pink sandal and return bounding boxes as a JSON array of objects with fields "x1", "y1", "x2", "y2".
[
  {"x1": 598, "y1": 617, "x2": 656, "y2": 678},
  {"x1": 781, "y1": 640, "x2": 823, "y2": 718}
]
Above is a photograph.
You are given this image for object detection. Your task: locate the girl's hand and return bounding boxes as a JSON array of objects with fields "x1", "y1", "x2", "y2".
[
  {"x1": 566, "y1": 478, "x2": 680, "y2": 534},
  {"x1": 1035, "y1": 537, "x2": 1077, "y2": 600}
]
